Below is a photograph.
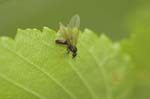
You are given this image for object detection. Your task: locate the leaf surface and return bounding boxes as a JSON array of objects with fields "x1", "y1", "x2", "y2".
[{"x1": 0, "y1": 27, "x2": 132, "y2": 99}]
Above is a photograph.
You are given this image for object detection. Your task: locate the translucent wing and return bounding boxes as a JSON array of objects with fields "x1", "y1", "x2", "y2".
[
  {"x1": 58, "y1": 22, "x2": 69, "y2": 39},
  {"x1": 58, "y1": 15, "x2": 80, "y2": 45},
  {"x1": 68, "y1": 15, "x2": 80, "y2": 45},
  {"x1": 68, "y1": 14, "x2": 80, "y2": 28}
]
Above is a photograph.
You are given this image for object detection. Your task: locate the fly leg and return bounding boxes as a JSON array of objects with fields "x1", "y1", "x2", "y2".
[{"x1": 66, "y1": 46, "x2": 70, "y2": 54}]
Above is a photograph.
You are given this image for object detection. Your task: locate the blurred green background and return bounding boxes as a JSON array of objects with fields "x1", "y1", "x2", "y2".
[{"x1": 0, "y1": 0, "x2": 149, "y2": 40}]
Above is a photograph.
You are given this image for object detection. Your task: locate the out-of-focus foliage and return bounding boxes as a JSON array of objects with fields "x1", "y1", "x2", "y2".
[{"x1": 122, "y1": 5, "x2": 150, "y2": 99}]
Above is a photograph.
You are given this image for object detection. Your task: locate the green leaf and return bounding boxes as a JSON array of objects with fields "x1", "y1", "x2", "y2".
[{"x1": 0, "y1": 27, "x2": 132, "y2": 99}]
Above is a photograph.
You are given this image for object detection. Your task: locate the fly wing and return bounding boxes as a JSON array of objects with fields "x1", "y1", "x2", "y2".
[
  {"x1": 68, "y1": 15, "x2": 80, "y2": 45},
  {"x1": 68, "y1": 14, "x2": 80, "y2": 29},
  {"x1": 58, "y1": 22, "x2": 69, "y2": 39}
]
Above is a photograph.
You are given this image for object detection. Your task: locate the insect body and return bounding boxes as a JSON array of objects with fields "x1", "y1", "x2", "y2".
[
  {"x1": 55, "y1": 15, "x2": 80, "y2": 58},
  {"x1": 56, "y1": 39, "x2": 77, "y2": 57}
]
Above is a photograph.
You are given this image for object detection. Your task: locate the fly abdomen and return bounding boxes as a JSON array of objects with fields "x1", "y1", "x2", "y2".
[{"x1": 55, "y1": 39, "x2": 67, "y2": 45}]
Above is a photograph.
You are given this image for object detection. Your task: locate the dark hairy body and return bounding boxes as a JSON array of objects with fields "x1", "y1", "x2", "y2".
[{"x1": 55, "y1": 39, "x2": 77, "y2": 58}]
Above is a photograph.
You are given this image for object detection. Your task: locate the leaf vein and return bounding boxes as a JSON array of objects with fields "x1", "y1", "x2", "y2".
[
  {"x1": 80, "y1": 42, "x2": 113, "y2": 99},
  {"x1": 2, "y1": 44, "x2": 77, "y2": 99},
  {"x1": 41, "y1": 40, "x2": 98, "y2": 99},
  {"x1": 0, "y1": 73, "x2": 46, "y2": 99}
]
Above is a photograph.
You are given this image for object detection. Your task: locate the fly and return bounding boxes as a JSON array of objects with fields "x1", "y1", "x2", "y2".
[{"x1": 55, "y1": 15, "x2": 80, "y2": 58}]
